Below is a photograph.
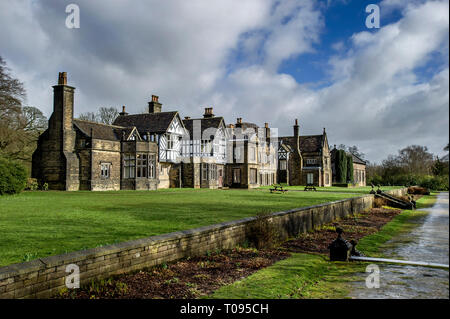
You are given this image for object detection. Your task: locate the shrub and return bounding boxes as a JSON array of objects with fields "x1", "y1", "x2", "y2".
[
  {"x1": 373, "y1": 197, "x2": 389, "y2": 208},
  {"x1": 26, "y1": 178, "x2": 39, "y2": 191},
  {"x1": 419, "y1": 175, "x2": 449, "y2": 191},
  {"x1": 0, "y1": 157, "x2": 27, "y2": 195},
  {"x1": 408, "y1": 186, "x2": 430, "y2": 195},
  {"x1": 246, "y1": 212, "x2": 280, "y2": 249},
  {"x1": 370, "y1": 173, "x2": 448, "y2": 191},
  {"x1": 41, "y1": 182, "x2": 49, "y2": 191}
]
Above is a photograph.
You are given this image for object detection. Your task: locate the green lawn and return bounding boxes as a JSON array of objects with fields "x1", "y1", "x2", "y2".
[
  {"x1": 210, "y1": 193, "x2": 437, "y2": 299},
  {"x1": 0, "y1": 188, "x2": 362, "y2": 267},
  {"x1": 258, "y1": 185, "x2": 403, "y2": 194}
]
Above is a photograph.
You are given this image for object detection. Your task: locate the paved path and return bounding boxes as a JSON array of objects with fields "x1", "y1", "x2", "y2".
[{"x1": 349, "y1": 192, "x2": 449, "y2": 299}]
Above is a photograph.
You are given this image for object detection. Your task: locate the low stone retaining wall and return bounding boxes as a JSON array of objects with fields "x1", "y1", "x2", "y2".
[{"x1": 0, "y1": 188, "x2": 405, "y2": 299}]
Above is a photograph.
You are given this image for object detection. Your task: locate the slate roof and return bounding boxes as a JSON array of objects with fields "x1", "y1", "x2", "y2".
[
  {"x1": 113, "y1": 112, "x2": 178, "y2": 134},
  {"x1": 238, "y1": 122, "x2": 259, "y2": 130},
  {"x1": 330, "y1": 148, "x2": 367, "y2": 165},
  {"x1": 73, "y1": 119, "x2": 125, "y2": 141},
  {"x1": 182, "y1": 117, "x2": 225, "y2": 139},
  {"x1": 279, "y1": 135, "x2": 324, "y2": 153},
  {"x1": 351, "y1": 153, "x2": 366, "y2": 165}
]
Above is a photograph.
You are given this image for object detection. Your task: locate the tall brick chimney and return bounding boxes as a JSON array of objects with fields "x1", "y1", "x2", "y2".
[
  {"x1": 293, "y1": 118, "x2": 299, "y2": 137},
  {"x1": 45, "y1": 72, "x2": 79, "y2": 190},
  {"x1": 264, "y1": 122, "x2": 270, "y2": 140},
  {"x1": 203, "y1": 107, "x2": 214, "y2": 118},
  {"x1": 119, "y1": 105, "x2": 128, "y2": 116},
  {"x1": 51, "y1": 72, "x2": 75, "y2": 133},
  {"x1": 148, "y1": 94, "x2": 162, "y2": 113},
  {"x1": 58, "y1": 72, "x2": 67, "y2": 85}
]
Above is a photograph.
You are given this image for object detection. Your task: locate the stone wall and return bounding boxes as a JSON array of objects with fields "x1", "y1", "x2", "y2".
[{"x1": 0, "y1": 189, "x2": 405, "y2": 299}]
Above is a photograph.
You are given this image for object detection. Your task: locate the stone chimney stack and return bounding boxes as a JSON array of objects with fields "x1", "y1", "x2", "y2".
[
  {"x1": 119, "y1": 105, "x2": 128, "y2": 116},
  {"x1": 148, "y1": 94, "x2": 162, "y2": 113},
  {"x1": 203, "y1": 107, "x2": 214, "y2": 118},
  {"x1": 58, "y1": 72, "x2": 67, "y2": 85},
  {"x1": 46, "y1": 72, "x2": 80, "y2": 190},
  {"x1": 264, "y1": 122, "x2": 270, "y2": 140},
  {"x1": 293, "y1": 119, "x2": 299, "y2": 137},
  {"x1": 51, "y1": 72, "x2": 75, "y2": 133}
]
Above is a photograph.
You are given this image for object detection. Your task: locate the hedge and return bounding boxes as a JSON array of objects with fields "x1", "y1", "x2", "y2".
[{"x1": 0, "y1": 157, "x2": 28, "y2": 195}]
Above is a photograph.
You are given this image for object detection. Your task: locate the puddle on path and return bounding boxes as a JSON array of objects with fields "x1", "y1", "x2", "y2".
[{"x1": 349, "y1": 192, "x2": 449, "y2": 299}]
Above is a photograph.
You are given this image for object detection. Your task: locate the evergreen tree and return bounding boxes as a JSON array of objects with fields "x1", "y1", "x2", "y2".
[
  {"x1": 335, "y1": 149, "x2": 347, "y2": 183},
  {"x1": 346, "y1": 154, "x2": 354, "y2": 183}
]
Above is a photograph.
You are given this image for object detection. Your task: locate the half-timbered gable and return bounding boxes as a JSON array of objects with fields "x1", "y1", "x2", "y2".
[
  {"x1": 113, "y1": 96, "x2": 188, "y2": 188},
  {"x1": 180, "y1": 108, "x2": 228, "y2": 188}
]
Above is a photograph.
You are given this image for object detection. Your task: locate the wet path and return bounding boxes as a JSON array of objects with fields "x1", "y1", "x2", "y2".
[{"x1": 349, "y1": 192, "x2": 449, "y2": 299}]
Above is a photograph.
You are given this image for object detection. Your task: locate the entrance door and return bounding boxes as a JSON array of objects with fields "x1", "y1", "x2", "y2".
[
  {"x1": 307, "y1": 173, "x2": 314, "y2": 185},
  {"x1": 233, "y1": 168, "x2": 241, "y2": 185},
  {"x1": 218, "y1": 169, "x2": 223, "y2": 188}
]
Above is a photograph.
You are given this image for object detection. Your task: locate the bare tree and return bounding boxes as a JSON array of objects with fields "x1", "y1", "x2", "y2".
[
  {"x1": 336, "y1": 144, "x2": 365, "y2": 159},
  {"x1": 98, "y1": 107, "x2": 119, "y2": 125},
  {"x1": 0, "y1": 56, "x2": 25, "y2": 121},
  {"x1": 0, "y1": 56, "x2": 47, "y2": 163},
  {"x1": 78, "y1": 112, "x2": 99, "y2": 122},
  {"x1": 78, "y1": 107, "x2": 119, "y2": 125},
  {"x1": 347, "y1": 145, "x2": 365, "y2": 159},
  {"x1": 397, "y1": 145, "x2": 433, "y2": 175}
]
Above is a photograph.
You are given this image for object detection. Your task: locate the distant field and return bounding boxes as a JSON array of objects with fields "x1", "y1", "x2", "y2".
[{"x1": 0, "y1": 188, "x2": 364, "y2": 267}]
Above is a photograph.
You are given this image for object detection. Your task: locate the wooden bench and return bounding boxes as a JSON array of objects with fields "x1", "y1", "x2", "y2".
[
  {"x1": 304, "y1": 184, "x2": 316, "y2": 191},
  {"x1": 270, "y1": 184, "x2": 288, "y2": 194}
]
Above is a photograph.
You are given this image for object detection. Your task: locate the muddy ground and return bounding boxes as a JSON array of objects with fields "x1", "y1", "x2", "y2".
[{"x1": 57, "y1": 206, "x2": 404, "y2": 299}]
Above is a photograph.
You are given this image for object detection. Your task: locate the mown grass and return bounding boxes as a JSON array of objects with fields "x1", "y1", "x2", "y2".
[
  {"x1": 0, "y1": 188, "x2": 361, "y2": 267},
  {"x1": 209, "y1": 193, "x2": 438, "y2": 299},
  {"x1": 258, "y1": 185, "x2": 403, "y2": 194}
]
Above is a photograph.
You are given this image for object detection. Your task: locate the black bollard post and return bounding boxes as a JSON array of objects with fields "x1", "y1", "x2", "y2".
[{"x1": 328, "y1": 227, "x2": 352, "y2": 261}]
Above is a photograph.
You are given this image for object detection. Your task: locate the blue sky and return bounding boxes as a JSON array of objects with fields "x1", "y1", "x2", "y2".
[{"x1": 0, "y1": 0, "x2": 448, "y2": 163}]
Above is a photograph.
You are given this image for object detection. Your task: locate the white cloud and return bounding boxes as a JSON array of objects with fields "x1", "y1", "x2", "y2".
[{"x1": 0, "y1": 0, "x2": 448, "y2": 162}]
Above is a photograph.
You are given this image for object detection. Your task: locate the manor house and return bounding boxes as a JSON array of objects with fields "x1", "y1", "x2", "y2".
[{"x1": 33, "y1": 72, "x2": 335, "y2": 190}]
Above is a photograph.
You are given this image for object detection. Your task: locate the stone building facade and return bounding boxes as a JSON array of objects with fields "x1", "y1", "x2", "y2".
[
  {"x1": 32, "y1": 73, "x2": 159, "y2": 191},
  {"x1": 278, "y1": 119, "x2": 332, "y2": 187},
  {"x1": 225, "y1": 118, "x2": 277, "y2": 188},
  {"x1": 33, "y1": 72, "x2": 342, "y2": 191}
]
